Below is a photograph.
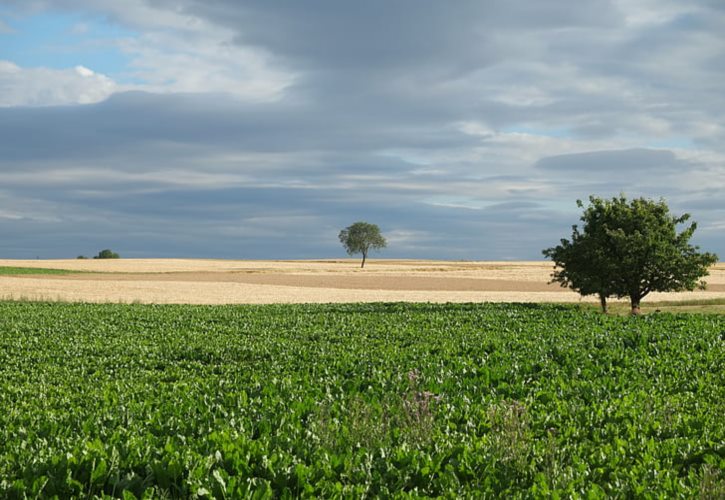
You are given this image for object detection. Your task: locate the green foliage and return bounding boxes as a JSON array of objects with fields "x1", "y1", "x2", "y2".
[
  {"x1": 338, "y1": 221, "x2": 386, "y2": 268},
  {"x1": 1, "y1": 302, "x2": 723, "y2": 497},
  {"x1": 544, "y1": 195, "x2": 718, "y2": 313},
  {"x1": 94, "y1": 249, "x2": 120, "y2": 259},
  {"x1": 0, "y1": 266, "x2": 78, "y2": 275}
]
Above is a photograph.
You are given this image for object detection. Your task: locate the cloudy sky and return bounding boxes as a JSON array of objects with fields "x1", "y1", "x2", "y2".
[{"x1": 1, "y1": 1, "x2": 723, "y2": 260}]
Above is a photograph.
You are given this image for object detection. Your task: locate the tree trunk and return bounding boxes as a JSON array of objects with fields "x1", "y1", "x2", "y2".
[
  {"x1": 630, "y1": 297, "x2": 641, "y2": 315},
  {"x1": 360, "y1": 251, "x2": 367, "y2": 268},
  {"x1": 599, "y1": 294, "x2": 608, "y2": 314}
]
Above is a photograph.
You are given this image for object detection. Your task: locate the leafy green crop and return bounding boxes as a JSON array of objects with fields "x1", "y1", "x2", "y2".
[{"x1": 0, "y1": 302, "x2": 723, "y2": 498}]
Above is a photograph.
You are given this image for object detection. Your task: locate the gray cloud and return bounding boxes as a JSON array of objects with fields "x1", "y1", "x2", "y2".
[
  {"x1": 0, "y1": 0, "x2": 724, "y2": 259},
  {"x1": 535, "y1": 148, "x2": 685, "y2": 172},
  {"x1": 193, "y1": 0, "x2": 620, "y2": 68}
]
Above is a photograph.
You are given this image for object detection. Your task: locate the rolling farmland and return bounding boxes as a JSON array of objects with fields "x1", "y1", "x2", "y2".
[{"x1": 1, "y1": 259, "x2": 725, "y2": 306}]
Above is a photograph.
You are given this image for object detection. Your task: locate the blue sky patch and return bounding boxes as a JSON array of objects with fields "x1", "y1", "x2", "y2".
[{"x1": 0, "y1": 10, "x2": 134, "y2": 80}]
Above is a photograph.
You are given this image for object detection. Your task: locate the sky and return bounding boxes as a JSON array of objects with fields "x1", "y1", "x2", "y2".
[{"x1": 0, "y1": 0, "x2": 724, "y2": 260}]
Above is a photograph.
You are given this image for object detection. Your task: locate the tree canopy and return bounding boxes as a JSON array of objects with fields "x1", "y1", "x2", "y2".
[
  {"x1": 543, "y1": 195, "x2": 718, "y2": 314},
  {"x1": 94, "y1": 249, "x2": 120, "y2": 259},
  {"x1": 338, "y1": 222, "x2": 387, "y2": 268}
]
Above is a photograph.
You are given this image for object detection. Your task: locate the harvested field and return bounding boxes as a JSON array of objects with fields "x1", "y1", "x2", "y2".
[{"x1": 1, "y1": 259, "x2": 724, "y2": 305}]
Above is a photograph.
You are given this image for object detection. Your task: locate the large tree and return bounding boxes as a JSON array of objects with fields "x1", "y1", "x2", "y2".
[
  {"x1": 339, "y1": 221, "x2": 387, "y2": 268},
  {"x1": 543, "y1": 220, "x2": 617, "y2": 313},
  {"x1": 543, "y1": 196, "x2": 718, "y2": 314}
]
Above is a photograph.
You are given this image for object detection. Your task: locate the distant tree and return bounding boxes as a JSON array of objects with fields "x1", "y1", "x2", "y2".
[
  {"x1": 94, "y1": 249, "x2": 120, "y2": 259},
  {"x1": 543, "y1": 195, "x2": 718, "y2": 314},
  {"x1": 76, "y1": 255, "x2": 88, "y2": 260},
  {"x1": 339, "y1": 221, "x2": 387, "y2": 268}
]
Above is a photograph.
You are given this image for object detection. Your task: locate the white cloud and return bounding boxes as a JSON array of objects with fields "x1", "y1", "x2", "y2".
[
  {"x1": 74, "y1": 65, "x2": 95, "y2": 77},
  {"x1": 3, "y1": 0, "x2": 296, "y2": 104},
  {"x1": 119, "y1": 30, "x2": 295, "y2": 102},
  {"x1": 0, "y1": 210, "x2": 23, "y2": 220},
  {"x1": 0, "y1": 60, "x2": 117, "y2": 106},
  {"x1": 612, "y1": 0, "x2": 699, "y2": 27},
  {"x1": 64, "y1": 2, "x2": 295, "y2": 99}
]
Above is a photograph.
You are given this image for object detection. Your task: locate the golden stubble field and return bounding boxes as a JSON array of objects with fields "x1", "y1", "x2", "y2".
[{"x1": 1, "y1": 259, "x2": 724, "y2": 305}]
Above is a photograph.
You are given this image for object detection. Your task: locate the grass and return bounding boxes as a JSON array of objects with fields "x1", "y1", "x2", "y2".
[
  {"x1": 0, "y1": 266, "x2": 84, "y2": 276},
  {"x1": 577, "y1": 297, "x2": 725, "y2": 315}
]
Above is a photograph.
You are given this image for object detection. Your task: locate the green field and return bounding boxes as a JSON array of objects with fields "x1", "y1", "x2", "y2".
[
  {"x1": 0, "y1": 266, "x2": 81, "y2": 276},
  {"x1": 0, "y1": 302, "x2": 723, "y2": 498}
]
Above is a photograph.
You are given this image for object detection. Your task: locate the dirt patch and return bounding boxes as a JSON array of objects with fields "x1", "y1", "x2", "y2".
[{"x1": 33, "y1": 272, "x2": 565, "y2": 292}]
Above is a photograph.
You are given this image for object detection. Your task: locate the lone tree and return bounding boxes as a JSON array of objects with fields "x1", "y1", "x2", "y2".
[
  {"x1": 543, "y1": 195, "x2": 718, "y2": 314},
  {"x1": 339, "y1": 221, "x2": 387, "y2": 268}
]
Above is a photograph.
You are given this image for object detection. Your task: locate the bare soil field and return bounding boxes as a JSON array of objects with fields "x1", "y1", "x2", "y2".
[{"x1": 1, "y1": 259, "x2": 724, "y2": 305}]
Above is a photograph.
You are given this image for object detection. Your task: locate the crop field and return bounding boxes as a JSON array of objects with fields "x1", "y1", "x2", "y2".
[
  {"x1": 1, "y1": 301, "x2": 723, "y2": 498},
  {"x1": 0, "y1": 267, "x2": 80, "y2": 276},
  {"x1": 1, "y1": 259, "x2": 724, "y2": 306}
]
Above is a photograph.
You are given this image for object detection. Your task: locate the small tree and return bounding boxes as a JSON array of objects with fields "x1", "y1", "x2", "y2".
[
  {"x1": 94, "y1": 249, "x2": 120, "y2": 259},
  {"x1": 543, "y1": 196, "x2": 718, "y2": 314},
  {"x1": 339, "y1": 221, "x2": 387, "y2": 268}
]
